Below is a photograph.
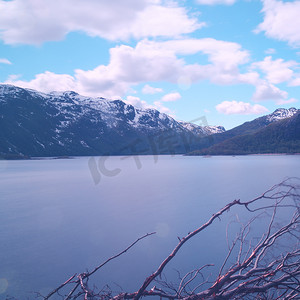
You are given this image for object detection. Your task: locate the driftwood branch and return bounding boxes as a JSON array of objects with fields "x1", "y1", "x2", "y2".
[
  {"x1": 39, "y1": 177, "x2": 300, "y2": 300},
  {"x1": 42, "y1": 232, "x2": 156, "y2": 300}
]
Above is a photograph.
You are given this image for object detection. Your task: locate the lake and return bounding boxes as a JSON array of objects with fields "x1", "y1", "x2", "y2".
[{"x1": 0, "y1": 155, "x2": 299, "y2": 299}]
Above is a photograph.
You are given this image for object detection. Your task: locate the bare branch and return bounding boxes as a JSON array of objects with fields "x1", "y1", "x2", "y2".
[
  {"x1": 44, "y1": 232, "x2": 156, "y2": 299},
  {"x1": 39, "y1": 178, "x2": 300, "y2": 300}
]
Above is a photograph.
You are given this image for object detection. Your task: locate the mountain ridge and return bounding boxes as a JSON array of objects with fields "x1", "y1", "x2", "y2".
[
  {"x1": 1, "y1": 84, "x2": 299, "y2": 158},
  {"x1": 0, "y1": 84, "x2": 223, "y2": 158},
  {"x1": 188, "y1": 109, "x2": 300, "y2": 155}
]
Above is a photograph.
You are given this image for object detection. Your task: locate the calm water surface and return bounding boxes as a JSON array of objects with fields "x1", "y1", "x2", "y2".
[{"x1": 0, "y1": 155, "x2": 299, "y2": 299}]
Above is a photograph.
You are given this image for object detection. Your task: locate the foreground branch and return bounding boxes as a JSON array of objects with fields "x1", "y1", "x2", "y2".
[
  {"x1": 39, "y1": 178, "x2": 300, "y2": 300},
  {"x1": 43, "y1": 232, "x2": 156, "y2": 300}
]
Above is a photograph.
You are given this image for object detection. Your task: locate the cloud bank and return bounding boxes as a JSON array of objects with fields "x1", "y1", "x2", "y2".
[
  {"x1": 142, "y1": 84, "x2": 163, "y2": 94},
  {"x1": 0, "y1": 0, "x2": 202, "y2": 45},
  {"x1": 216, "y1": 100, "x2": 268, "y2": 115},
  {"x1": 256, "y1": 0, "x2": 300, "y2": 47},
  {"x1": 196, "y1": 0, "x2": 236, "y2": 5},
  {"x1": 5, "y1": 38, "x2": 253, "y2": 98},
  {"x1": 0, "y1": 58, "x2": 11, "y2": 65}
]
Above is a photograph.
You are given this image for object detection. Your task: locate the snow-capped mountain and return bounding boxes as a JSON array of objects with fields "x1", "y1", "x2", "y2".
[
  {"x1": 179, "y1": 121, "x2": 225, "y2": 136},
  {"x1": 185, "y1": 106, "x2": 300, "y2": 154},
  {"x1": 266, "y1": 108, "x2": 298, "y2": 123},
  {"x1": 189, "y1": 110, "x2": 300, "y2": 155},
  {"x1": 0, "y1": 84, "x2": 223, "y2": 157},
  {"x1": 2, "y1": 84, "x2": 298, "y2": 158}
]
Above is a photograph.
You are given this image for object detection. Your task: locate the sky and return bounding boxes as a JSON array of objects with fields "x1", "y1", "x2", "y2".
[{"x1": 0, "y1": 0, "x2": 300, "y2": 129}]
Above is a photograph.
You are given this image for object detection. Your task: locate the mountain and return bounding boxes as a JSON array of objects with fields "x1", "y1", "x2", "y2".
[
  {"x1": 0, "y1": 84, "x2": 223, "y2": 158},
  {"x1": 179, "y1": 121, "x2": 225, "y2": 136},
  {"x1": 189, "y1": 108, "x2": 300, "y2": 155},
  {"x1": 2, "y1": 84, "x2": 298, "y2": 158}
]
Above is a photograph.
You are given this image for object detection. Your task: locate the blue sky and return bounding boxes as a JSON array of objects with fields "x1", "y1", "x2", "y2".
[{"x1": 0, "y1": 0, "x2": 300, "y2": 129}]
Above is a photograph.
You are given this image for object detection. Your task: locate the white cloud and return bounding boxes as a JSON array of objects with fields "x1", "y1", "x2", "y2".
[
  {"x1": 5, "y1": 71, "x2": 76, "y2": 93},
  {"x1": 147, "y1": 38, "x2": 252, "y2": 85},
  {"x1": 6, "y1": 38, "x2": 252, "y2": 98},
  {"x1": 216, "y1": 100, "x2": 268, "y2": 115},
  {"x1": 161, "y1": 92, "x2": 181, "y2": 102},
  {"x1": 256, "y1": 0, "x2": 300, "y2": 47},
  {"x1": 127, "y1": 4, "x2": 205, "y2": 40},
  {"x1": 0, "y1": 0, "x2": 202, "y2": 45},
  {"x1": 196, "y1": 0, "x2": 236, "y2": 5},
  {"x1": 6, "y1": 74, "x2": 21, "y2": 81},
  {"x1": 265, "y1": 48, "x2": 276, "y2": 54},
  {"x1": 177, "y1": 75, "x2": 192, "y2": 90},
  {"x1": 0, "y1": 58, "x2": 12, "y2": 65},
  {"x1": 123, "y1": 95, "x2": 175, "y2": 116},
  {"x1": 238, "y1": 72, "x2": 260, "y2": 85},
  {"x1": 161, "y1": 38, "x2": 250, "y2": 70},
  {"x1": 276, "y1": 98, "x2": 298, "y2": 105},
  {"x1": 252, "y1": 81, "x2": 295, "y2": 105},
  {"x1": 153, "y1": 101, "x2": 174, "y2": 116},
  {"x1": 252, "y1": 56, "x2": 297, "y2": 84},
  {"x1": 5, "y1": 41, "x2": 184, "y2": 97},
  {"x1": 289, "y1": 76, "x2": 300, "y2": 87},
  {"x1": 250, "y1": 56, "x2": 299, "y2": 105},
  {"x1": 142, "y1": 84, "x2": 163, "y2": 94},
  {"x1": 73, "y1": 41, "x2": 185, "y2": 97},
  {"x1": 124, "y1": 95, "x2": 152, "y2": 109}
]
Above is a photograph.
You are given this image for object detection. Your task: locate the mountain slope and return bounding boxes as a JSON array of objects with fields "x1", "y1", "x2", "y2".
[
  {"x1": 187, "y1": 107, "x2": 299, "y2": 153},
  {"x1": 0, "y1": 84, "x2": 223, "y2": 157},
  {"x1": 189, "y1": 111, "x2": 300, "y2": 155}
]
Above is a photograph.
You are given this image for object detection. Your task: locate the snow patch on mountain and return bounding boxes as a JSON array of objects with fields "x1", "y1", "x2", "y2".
[
  {"x1": 1, "y1": 84, "x2": 225, "y2": 137},
  {"x1": 203, "y1": 125, "x2": 226, "y2": 135},
  {"x1": 266, "y1": 108, "x2": 298, "y2": 123},
  {"x1": 179, "y1": 121, "x2": 225, "y2": 135}
]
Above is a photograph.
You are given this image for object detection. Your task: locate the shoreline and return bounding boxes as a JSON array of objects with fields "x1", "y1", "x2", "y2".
[{"x1": 1, "y1": 152, "x2": 300, "y2": 161}]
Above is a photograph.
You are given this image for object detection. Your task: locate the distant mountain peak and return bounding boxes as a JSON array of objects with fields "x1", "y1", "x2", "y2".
[
  {"x1": 179, "y1": 121, "x2": 225, "y2": 135},
  {"x1": 267, "y1": 107, "x2": 298, "y2": 123}
]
